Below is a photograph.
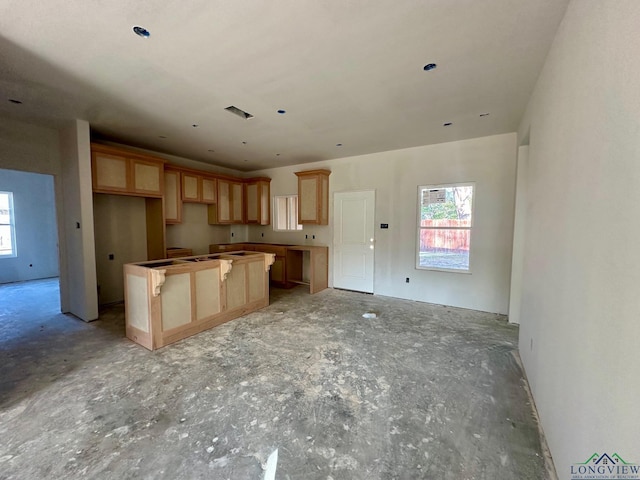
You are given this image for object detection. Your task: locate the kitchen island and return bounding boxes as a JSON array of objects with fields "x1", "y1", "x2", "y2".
[{"x1": 123, "y1": 251, "x2": 275, "y2": 350}]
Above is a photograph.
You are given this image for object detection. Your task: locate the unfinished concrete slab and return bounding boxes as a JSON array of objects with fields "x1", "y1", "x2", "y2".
[{"x1": 0, "y1": 279, "x2": 551, "y2": 479}]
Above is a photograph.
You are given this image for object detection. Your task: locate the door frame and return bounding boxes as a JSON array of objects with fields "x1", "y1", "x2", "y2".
[{"x1": 332, "y1": 189, "x2": 376, "y2": 293}]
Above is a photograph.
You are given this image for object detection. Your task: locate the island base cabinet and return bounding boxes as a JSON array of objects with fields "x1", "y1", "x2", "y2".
[{"x1": 124, "y1": 251, "x2": 274, "y2": 350}]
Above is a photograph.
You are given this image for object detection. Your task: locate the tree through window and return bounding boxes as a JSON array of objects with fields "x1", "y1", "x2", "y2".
[{"x1": 417, "y1": 184, "x2": 474, "y2": 271}]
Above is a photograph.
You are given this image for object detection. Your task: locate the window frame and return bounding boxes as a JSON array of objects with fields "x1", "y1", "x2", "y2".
[
  {"x1": 0, "y1": 191, "x2": 17, "y2": 258},
  {"x1": 272, "y1": 194, "x2": 303, "y2": 232},
  {"x1": 415, "y1": 182, "x2": 475, "y2": 274}
]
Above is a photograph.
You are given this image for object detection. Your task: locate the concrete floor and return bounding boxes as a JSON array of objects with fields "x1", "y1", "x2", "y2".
[{"x1": 0, "y1": 278, "x2": 552, "y2": 480}]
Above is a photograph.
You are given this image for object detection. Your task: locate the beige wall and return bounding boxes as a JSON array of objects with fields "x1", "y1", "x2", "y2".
[
  {"x1": 93, "y1": 194, "x2": 148, "y2": 304},
  {"x1": 248, "y1": 133, "x2": 517, "y2": 314},
  {"x1": 166, "y1": 203, "x2": 231, "y2": 255},
  {"x1": 516, "y1": 0, "x2": 640, "y2": 475}
]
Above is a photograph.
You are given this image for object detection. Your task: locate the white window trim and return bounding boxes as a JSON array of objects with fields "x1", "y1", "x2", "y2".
[
  {"x1": 415, "y1": 182, "x2": 475, "y2": 274},
  {"x1": 0, "y1": 191, "x2": 17, "y2": 258},
  {"x1": 273, "y1": 194, "x2": 303, "y2": 232}
]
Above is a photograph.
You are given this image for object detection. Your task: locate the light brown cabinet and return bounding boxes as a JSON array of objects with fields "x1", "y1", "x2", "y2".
[
  {"x1": 209, "y1": 243, "x2": 328, "y2": 293},
  {"x1": 208, "y1": 179, "x2": 244, "y2": 224},
  {"x1": 244, "y1": 177, "x2": 271, "y2": 225},
  {"x1": 181, "y1": 172, "x2": 217, "y2": 204},
  {"x1": 164, "y1": 169, "x2": 182, "y2": 224},
  {"x1": 91, "y1": 144, "x2": 164, "y2": 198},
  {"x1": 91, "y1": 144, "x2": 166, "y2": 262},
  {"x1": 202, "y1": 177, "x2": 217, "y2": 203},
  {"x1": 295, "y1": 169, "x2": 330, "y2": 225}
]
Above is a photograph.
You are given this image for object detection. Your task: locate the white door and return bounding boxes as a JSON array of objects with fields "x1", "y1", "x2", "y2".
[{"x1": 333, "y1": 190, "x2": 375, "y2": 293}]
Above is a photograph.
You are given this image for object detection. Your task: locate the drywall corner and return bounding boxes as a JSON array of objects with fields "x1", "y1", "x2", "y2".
[{"x1": 59, "y1": 119, "x2": 98, "y2": 321}]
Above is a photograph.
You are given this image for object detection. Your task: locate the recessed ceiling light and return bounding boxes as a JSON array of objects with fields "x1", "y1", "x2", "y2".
[
  {"x1": 443, "y1": 122, "x2": 453, "y2": 126},
  {"x1": 8, "y1": 99, "x2": 22, "y2": 104},
  {"x1": 423, "y1": 63, "x2": 437, "y2": 71},
  {"x1": 277, "y1": 109, "x2": 286, "y2": 114},
  {"x1": 479, "y1": 113, "x2": 490, "y2": 117},
  {"x1": 133, "y1": 26, "x2": 150, "y2": 38},
  {"x1": 336, "y1": 143, "x2": 343, "y2": 147}
]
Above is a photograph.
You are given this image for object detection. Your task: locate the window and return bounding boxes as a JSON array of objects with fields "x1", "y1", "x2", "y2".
[
  {"x1": 0, "y1": 192, "x2": 16, "y2": 257},
  {"x1": 417, "y1": 183, "x2": 474, "y2": 272},
  {"x1": 273, "y1": 195, "x2": 303, "y2": 232}
]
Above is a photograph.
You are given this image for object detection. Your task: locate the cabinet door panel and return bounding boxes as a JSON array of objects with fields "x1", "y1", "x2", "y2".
[
  {"x1": 133, "y1": 161, "x2": 162, "y2": 195},
  {"x1": 94, "y1": 153, "x2": 129, "y2": 192},
  {"x1": 182, "y1": 174, "x2": 200, "y2": 202},
  {"x1": 164, "y1": 170, "x2": 182, "y2": 223},
  {"x1": 217, "y1": 180, "x2": 231, "y2": 222},
  {"x1": 299, "y1": 177, "x2": 317, "y2": 222},
  {"x1": 202, "y1": 178, "x2": 217, "y2": 204},
  {"x1": 232, "y1": 183, "x2": 243, "y2": 222},
  {"x1": 246, "y1": 183, "x2": 258, "y2": 222}
]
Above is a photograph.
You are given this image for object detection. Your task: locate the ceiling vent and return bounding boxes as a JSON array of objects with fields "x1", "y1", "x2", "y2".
[{"x1": 225, "y1": 106, "x2": 254, "y2": 120}]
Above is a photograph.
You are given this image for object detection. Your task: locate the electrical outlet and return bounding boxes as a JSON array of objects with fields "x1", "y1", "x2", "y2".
[
  {"x1": 312, "y1": 235, "x2": 315, "y2": 239},
  {"x1": 305, "y1": 234, "x2": 308, "y2": 239},
  {"x1": 406, "y1": 277, "x2": 410, "y2": 283},
  {"x1": 261, "y1": 233, "x2": 264, "y2": 237},
  {"x1": 108, "y1": 254, "x2": 114, "y2": 260}
]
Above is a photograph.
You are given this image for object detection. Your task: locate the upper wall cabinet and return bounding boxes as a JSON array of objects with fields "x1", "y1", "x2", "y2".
[
  {"x1": 295, "y1": 169, "x2": 331, "y2": 225},
  {"x1": 164, "y1": 168, "x2": 182, "y2": 224},
  {"x1": 91, "y1": 144, "x2": 164, "y2": 198},
  {"x1": 208, "y1": 178, "x2": 244, "y2": 224},
  {"x1": 181, "y1": 172, "x2": 217, "y2": 204},
  {"x1": 245, "y1": 177, "x2": 271, "y2": 225}
]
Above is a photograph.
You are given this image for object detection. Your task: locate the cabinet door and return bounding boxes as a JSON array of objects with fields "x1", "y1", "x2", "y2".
[
  {"x1": 245, "y1": 179, "x2": 271, "y2": 225},
  {"x1": 92, "y1": 153, "x2": 130, "y2": 193},
  {"x1": 298, "y1": 176, "x2": 318, "y2": 223},
  {"x1": 202, "y1": 177, "x2": 217, "y2": 204},
  {"x1": 133, "y1": 159, "x2": 163, "y2": 197},
  {"x1": 217, "y1": 180, "x2": 231, "y2": 223},
  {"x1": 231, "y1": 182, "x2": 244, "y2": 223},
  {"x1": 164, "y1": 170, "x2": 182, "y2": 224},
  {"x1": 246, "y1": 183, "x2": 259, "y2": 223},
  {"x1": 182, "y1": 173, "x2": 201, "y2": 202},
  {"x1": 296, "y1": 170, "x2": 330, "y2": 225}
]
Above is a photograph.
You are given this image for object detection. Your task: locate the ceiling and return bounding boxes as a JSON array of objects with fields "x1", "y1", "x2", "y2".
[{"x1": 0, "y1": 0, "x2": 569, "y2": 172}]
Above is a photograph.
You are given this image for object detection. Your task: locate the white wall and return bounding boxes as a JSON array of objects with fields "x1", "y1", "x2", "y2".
[
  {"x1": 0, "y1": 117, "x2": 70, "y2": 309},
  {"x1": 517, "y1": 1, "x2": 640, "y2": 476},
  {"x1": 248, "y1": 133, "x2": 517, "y2": 314},
  {"x1": 507, "y1": 145, "x2": 529, "y2": 324},
  {"x1": 59, "y1": 119, "x2": 98, "y2": 321},
  {"x1": 0, "y1": 169, "x2": 59, "y2": 283},
  {"x1": 0, "y1": 117, "x2": 61, "y2": 176},
  {"x1": 166, "y1": 203, "x2": 232, "y2": 255}
]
